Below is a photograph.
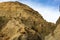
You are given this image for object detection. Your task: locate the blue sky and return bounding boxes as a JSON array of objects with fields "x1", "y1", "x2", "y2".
[{"x1": 0, "y1": 0, "x2": 60, "y2": 23}]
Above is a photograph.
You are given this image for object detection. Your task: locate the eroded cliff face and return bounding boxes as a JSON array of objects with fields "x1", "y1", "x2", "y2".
[
  {"x1": 45, "y1": 17, "x2": 60, "y2": 40},
  {"x1": 0, "y1": 1, "x2": 56, "y2": 40},
  {"x1": 56, "y1": 17, "x2": 60, "y2": 25}
]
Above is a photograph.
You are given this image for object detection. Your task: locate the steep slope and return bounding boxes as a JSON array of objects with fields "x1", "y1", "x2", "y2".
[
  {"x1": 56, "y1": 17, "x2": 60, "y2": 25},
  {"x1": 45, "y1": 24, "x2": 60, "y2": 40},
  {"x1": 0, "y1": 1, "x2": 56, "y2": 40},
  {"x1": 53, "y1": 17, "x2": 60, "y2": 40},
  {"x1": 45, "y1": 17, "x2": 60, "y2": 40}
]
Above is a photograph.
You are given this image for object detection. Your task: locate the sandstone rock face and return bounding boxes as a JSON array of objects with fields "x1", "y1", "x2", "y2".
[
  {"x1": 45, "y1": 17, "x2": 60, "y2": 40},
  {"x1": 56, "y1": 17, "x2": 60, "y2": 25},
  {"x1": 45, "y1": 24, "x2": 60, "y2": 40},
  {"x1": 54, "y1": 24, "x2": 60, "y2": 40},
  {"x1": 0, "y1": 1, "x2": 56, "y2": 40}
]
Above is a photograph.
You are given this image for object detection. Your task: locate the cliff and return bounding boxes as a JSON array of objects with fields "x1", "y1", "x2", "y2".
[{"x1": 0, "y1": 1, "x2": 56, "y2": 40}]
